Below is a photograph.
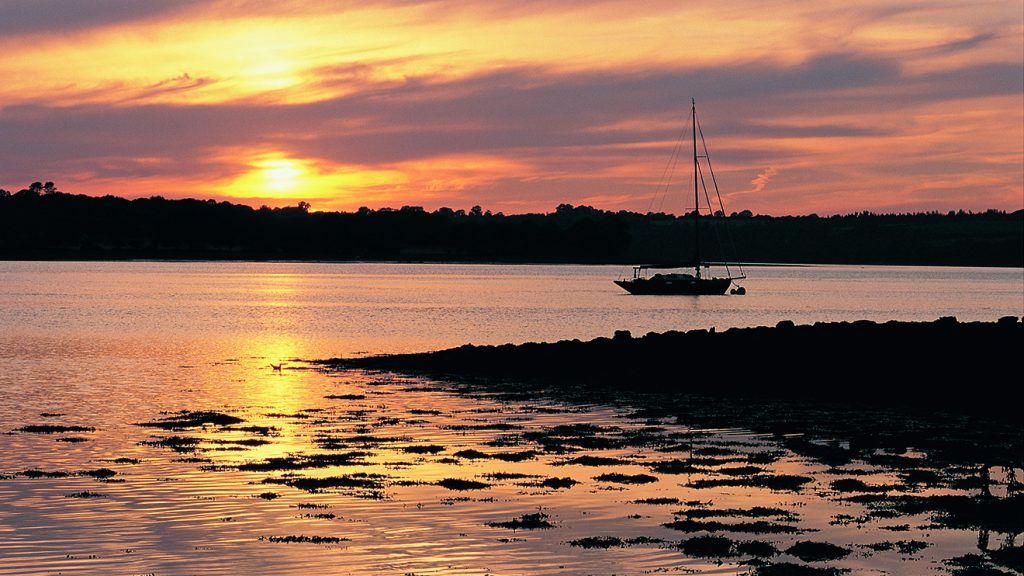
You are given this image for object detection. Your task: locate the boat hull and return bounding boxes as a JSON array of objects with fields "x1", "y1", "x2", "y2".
[{"x1": 614, "y1": 276, "x2": 733, "y2": 295}]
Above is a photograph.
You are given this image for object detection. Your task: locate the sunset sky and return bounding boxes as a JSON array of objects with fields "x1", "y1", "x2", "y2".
[{"x1": 1, "y1": 1, "x2": 1021, "y2": 215}]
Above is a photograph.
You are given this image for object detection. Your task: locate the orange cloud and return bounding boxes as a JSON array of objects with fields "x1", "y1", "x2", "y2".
[
  {"x1": 0, "y1": 1, "x2": 1020, "y2": 215},
  {"x1": 750, "y1": 167, "x2": 779, "y2": 195}
]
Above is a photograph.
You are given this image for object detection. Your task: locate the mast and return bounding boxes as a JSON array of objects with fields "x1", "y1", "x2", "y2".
[{"x1": 692, "y1": 98, "x2": 700, "y2": 279}]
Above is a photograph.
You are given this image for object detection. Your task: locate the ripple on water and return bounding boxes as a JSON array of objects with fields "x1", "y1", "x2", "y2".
[{"x1": 0, "y1": 366, "x2": 1019, "y2": 575}]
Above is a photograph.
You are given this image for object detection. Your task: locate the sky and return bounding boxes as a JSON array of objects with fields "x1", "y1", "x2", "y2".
[{"x1": 0, "y1": 0, "x2": 1021, "y2": 215}]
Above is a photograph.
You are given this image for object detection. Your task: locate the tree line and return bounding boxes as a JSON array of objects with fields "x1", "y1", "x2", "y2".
[{"x1": 1, "y1": 184, "x2": 1021, "y2": 266}]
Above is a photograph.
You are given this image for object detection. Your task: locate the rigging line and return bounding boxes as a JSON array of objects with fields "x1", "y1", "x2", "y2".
[
  {"x1": 697, "y1": 115, "x2": 745, "y2": 278},
  {"x1": 659, "y1": 158, "x2": 691, "y2": 215},
  {"x1": 646, "y1": 111, "x2": 691, "y2": 258},
  {"x1": 658, "y1": 116, "x2": 690, "y2": 213},
  {"x1": 650, "y1": 137, "x2": 679, "y2": 216},
  {"x1": 672, "y1": 170, "x2": 693, "y2": 215},
  {"x1": 696, "y1": 116, "x2": 741, "y2": 274},
  {"x1": 696, "y1": 161, "x2": 732, "y2": 279},
  {"x1": 645, "y1": 113, "x2": 690, "y2": 215}
]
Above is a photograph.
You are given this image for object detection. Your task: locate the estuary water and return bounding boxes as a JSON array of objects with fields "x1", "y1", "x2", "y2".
[{"x1": 0, "y1": 261, "x2": 1021, "y2": 575}]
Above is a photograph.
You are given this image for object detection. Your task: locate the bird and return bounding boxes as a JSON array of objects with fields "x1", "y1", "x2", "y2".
[{"x1": 269, "y1": 363, "x2": 284, "y2": 371}]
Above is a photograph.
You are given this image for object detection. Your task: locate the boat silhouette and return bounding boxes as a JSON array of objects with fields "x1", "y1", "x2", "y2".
[{"x1": 615, "y1": 99, "x2": 745, "y2": 296}]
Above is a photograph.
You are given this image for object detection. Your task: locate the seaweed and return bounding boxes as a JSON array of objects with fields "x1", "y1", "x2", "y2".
[
  {"x1": 486, "y1": 512, "x2": 554, "y2": 530},
  {"x1": 679, "y1": 507, "x2": 798, "y2": 521},
  {"x1": 754, "y1": 563, "x2": 848, "y2": 576},
  {"x1": 678, "y1": 535, "x2": 736, "y2": 558},
  {"x1": 633, "y1": 497, "x2": 682, "y2": 505},
  {"x1": 320, "y1": 435, "x2": 401, "y2": 448},
  {"x1": 945, "y1": 553, "x2": 1018, "y2": 576},
  {"x1": 302, "y1": 513, "x2": 337, "y2": 519},
  {"x1": 648, "y1": 459, "x2": 702, "y2": 474},
  {"x1": 664, "y1": 519, "x2": 801, "y2": 534},
  {"x1": 209, "y1": 438, "x2": 270, "y2": 447},
  {"x1": 236, "y1": 452, "x2": 369, "y2": 472},
  {"x1": 558, "y1": 455, "x2": 633, "y2": 467},
  {"x1": 446, "y1": 422, "x2": 523, "y2": 431},
  {"x1": 688, "y1": 474, "x2": 813, "y2": 491},
  {"x1": 491, "y1": 450, "x2": 539, "y2": 462},
  {"x1": 593, "y1": 473, "x2": 658, "y2": 485},
  {"x1": 717, "y1": 465, "x2": 766, "y2": 476},
  {"x1": 137, "y1": 410, "x2": 243, "y2": 430},
  {"x1": 737, "y1": 540, "x2": 780, "y2": 558},
  {"x1": 80, "y1": 468, "x2": 117, "y2": 479},
  {"x1": 226, "y1": 425, "x2": 278, "y2": 436},
  {"x1": 141, "y1": 436, "x2": 202, "y2": 452},
  {"x1": 537, "y1": 477, "x2": 577, "y2": 489},
  {"x1": 261, "y1": 535, "x2": 348, "y2": 544},
  {"x1": 402, "y1": 445, "x2": 445, "y2": 454},
  {"x1": 568, "y1": 536, "x2": 623, "y2": 548},
  {"x1": 872, "y1": 494, "x2": 1024, "y2": 534},
  {"x1": 16, "y1": 425, "x2": 95, "y2": 434},
  {"x1": 830, "y1": 478, "x2": 897, "y2": 493},
  {"x1": 436, "y1": 478, "x2": 490, "y2": 490},
  {"x1": 481, "y1": 472, "x2": 537, "y2": 480},
  {"x1": 988, "y1": 547, "x2": 1024, "y2": 572},
  {"x1": 785, "y1": 541, "x2": 851, "y2": 562},
  {"x1": 282, "y1": 473, "x2": 387, "y2": 492},
  {"x1": 20, "y1": 469, "x2": 71, "y2": 478}
]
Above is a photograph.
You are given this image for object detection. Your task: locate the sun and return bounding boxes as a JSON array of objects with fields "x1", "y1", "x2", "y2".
[
  {"x1": 220, "y1": 150, "x2": 407, "y2": 208},
  {"x1": 222, "y1": 153, "x2": 313, "y2": 198},
  {"x1": 258, "y1": 157, "x2": 306, "y2": 193}
]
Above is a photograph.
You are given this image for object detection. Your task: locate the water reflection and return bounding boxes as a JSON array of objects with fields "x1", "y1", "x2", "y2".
[
  {"x1": 1, "y1": 362, "x2": 1019, "y2": 575},
  {"x1": 1, "y1": 262, "x2": 1021, "y2": 575},
  {"x1": 2, "y1": 262, "x2": 1021, "y2": 358}
]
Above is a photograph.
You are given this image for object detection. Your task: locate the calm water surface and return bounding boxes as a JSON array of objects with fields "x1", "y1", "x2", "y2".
[{"x1": 0, "y1": 262, "x2": 1021, "y2": 575}]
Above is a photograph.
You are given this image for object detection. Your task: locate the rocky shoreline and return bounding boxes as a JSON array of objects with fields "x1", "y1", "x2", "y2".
[{"x1": 319, "y1": 317, "x2": 1022, "y2": 416}]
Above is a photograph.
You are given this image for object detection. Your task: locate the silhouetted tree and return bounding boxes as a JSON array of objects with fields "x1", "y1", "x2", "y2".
[{"x1": 0, "y1": 185, "x2": 1020, "y2": 266}]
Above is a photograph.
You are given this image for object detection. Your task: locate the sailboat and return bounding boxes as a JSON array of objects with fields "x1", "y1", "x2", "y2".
[{"x1": 614, "y1": 99, "x2": 745, "y2": 296}]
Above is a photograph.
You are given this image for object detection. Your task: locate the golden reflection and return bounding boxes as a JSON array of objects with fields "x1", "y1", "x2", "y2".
[
  {"x1": 250, "y1": 272, "x2": 306, "y2": 305},
  {"x1": 246, "y1": 335, "x2": 303, "y2": 410}
]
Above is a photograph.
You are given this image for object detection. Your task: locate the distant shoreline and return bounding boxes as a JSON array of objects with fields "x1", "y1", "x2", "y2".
[
  {"x1": 3, "y1": 193, "x2": 1021, "y2": 267},
  {"x1": 318, "y1": 317, "x2": 1024, "y2": 417}
]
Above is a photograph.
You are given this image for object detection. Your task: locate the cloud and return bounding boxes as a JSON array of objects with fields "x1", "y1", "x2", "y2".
[
  {"x1": 750, "y1": 167, "x2": 778, "y2": 194},
  {"x1": 0, "y1": 1, "x2": 204, "y2": 36},
  {"x1": 1, "y1": 46, "x2": 1020, "y2": 213}
]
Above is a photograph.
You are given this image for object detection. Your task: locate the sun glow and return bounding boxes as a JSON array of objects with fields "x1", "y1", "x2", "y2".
[
  {"x1": 259, "y1": 157, "x2": 307, "y2": 193},
  {"x1": 219, "y1": 151, "x2": 412, "y2": 210}
]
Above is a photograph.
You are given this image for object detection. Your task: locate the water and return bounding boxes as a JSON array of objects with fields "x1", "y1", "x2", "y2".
[{"x1": 0, "y1": 262, "x2": 1020, "y2": 575}]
